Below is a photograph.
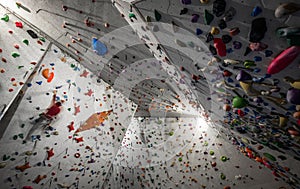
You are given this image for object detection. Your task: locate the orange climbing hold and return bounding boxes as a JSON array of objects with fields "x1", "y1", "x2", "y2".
[
  {"x1": 47, "y1": 72, "x2": 54, "y2": 82},
  {"x1": 42, "y1": 68, "x2": 54, "y2": 82}
]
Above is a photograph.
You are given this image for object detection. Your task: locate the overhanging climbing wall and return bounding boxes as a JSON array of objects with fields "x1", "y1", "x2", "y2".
[{"x1": 0, "y1": 0, "x2": 300, "y2": 189}]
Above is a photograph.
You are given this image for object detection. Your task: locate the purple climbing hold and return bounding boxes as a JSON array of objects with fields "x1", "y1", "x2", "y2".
[
  {"x1": 233, "y1": 41, "x2": 242, "y2": 49},
  {"x1": 191, "y1": 14, "x2": 200, "y2": 23},
  {"x1": 181, "y1": 0, "x2": 191, "y2": 5},
  {"x1": 287, "y1": 88, "x2": 300, "y2": 104},
  {"x1": 236, "y1": 70, "x2": 252, "y2": 81}
]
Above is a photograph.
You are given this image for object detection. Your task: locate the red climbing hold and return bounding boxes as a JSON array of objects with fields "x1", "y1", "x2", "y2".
[
  {"x1": 47, "y1": 148, "x2": 54, "y2": 160},
  {"x1": 16, "y1": 162, "x2": 31, "y2": 172},
  {"x1": 68, "y1": 121, "x2": 75, "y2": 132},
  {"x1": 15, "y1": 21, "x2": 23, "y2": 28},
  {"x1": 75, "y1": 137, "x2": 84, "y2": 143},
  {"x1": 213, "y1": 38, "x2": 226, "y2": 57}
]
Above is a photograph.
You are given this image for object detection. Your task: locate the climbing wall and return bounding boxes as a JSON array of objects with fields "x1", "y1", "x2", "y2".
[
  {"x1": 0, "y1": 0, "x2": 300, "y2": 189},
  {"x1": 0, "y1": 6, "x2": 50, "y2": 121}
]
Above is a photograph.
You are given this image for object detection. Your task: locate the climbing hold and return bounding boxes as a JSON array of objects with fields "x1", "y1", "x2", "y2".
[
  {"x1": 15, "y1": 21, "x2": 23, "y2": 28},
  {"x1": 92, "y1": 37, "x2": 108, "y2": 56},
  {"x1": 175, "y1": 39, "x2": 186, "y2": 47},
  {"x1": 74, "y1": 153, "x2": 81, "y2": 158},
  {"x1": 129, "y1": 13, "x2": 137, "y2": 20},
  {"x1": 154, "y1": 10, "x2": 161, "y2": 21},
  {"x1": 220, "y1": 156, "x2": 227, "y2": 162},
  {"x1": 204, "y1": 10, "x2": 214, "y2": 25},
  {"x1": 244, "y1": 47, "x2": 252, "y2": 56},
  {"x1": 0, "y1": 162, "x2": 6, "y2": 168},
  {"x1": 249, "y1": 17, "x2": 267, "y2": 42},
  {"x1": 196, "y1": 28, "x2": 203, "y2": 35},
  {"x1": 213, "y1": 38, "x2": 226, "y2": 57},
  {"x1": 249, "y1": 42, "x2": 268, "y2": 51},
  {"x1": 275, "y1": 2, "x2": 300, "y2": 18},
  {"x1": 232, "y1": 96, "x2": 248, "y2": 108},
  {"x1": 33, "y1": 175, "x2": 47, "y2": 184},
  {"x1": 191, "y1": 14, "x2": 200, "y2": 23},
  {"x1": 213, "y1": 0, "x2": 226, "y2": 17},
  {"x1": 27, "y1": 30, "x2": 38, "y2": 38},
  {"x1": 244, "y1": 60, "x2": 256, "y2": 68},
  {"x1": 284, "y1": 77, "x2": 300, "y2": 89},
  {"x1": 276, "y1": 27, "x2": 300, "y2": 38},
  {"x1": 209, "y1": 44, "x2": 217, "y2": 55},
  {"x1": 181, "y1": 0, "x2": 191, "y2": 5},
  {"x1": 210, "y1": 27, "x2": 220, "y2": 35},
  {"x1": 221, "y1": 35, "x2": 232, "y2": 44},
  {"x1": 218, "y1": 19, "x2": 227, "y2": 29},
  {"x1": 47, "y1": 148, "x2": 54, "y2": 160},
  {"x1": 267, "y1": 46, "x2": 300, "y2": 74},
  {"x1": 263, "y1": 153, "x2": 276, "y2": 161},
  {"x1": 232, "y1": 41, "x2": 242, "y2": 49},
  {"x1": 229, "y1": 27, "x2": 240, "y2": 36},
  {"x1": 180, "y1": 8, "x2": 188, "y2": 15},
  {"x1": 11, "y1": 52, "x2": 20, "y2": 58},
  {"x1": 287, "y1": 35, "x2": 300, "y2": 46},
  {"x1": 254, "y1": 56, "x2": 262, "y2": 62},
  {"x1": 16, "y1": 162, "x2": 31, "y2": 172},
  {"x1": 251, "y1": 6, "x2": 262, "y2": 17},
  {"x1": 200, "y1": 0, "x2": 209, "y2": 4},
  {"x1": 223, "y1": 70, "x2": 232, "y2": 77},
  {"x1": 1, "y1": 14, "x2": 9, "y2": 22},
  {"x1": 286, "y1": 88, "x2": 300, "y2": 105},
  {"x1": 220, "y1": 173, "x2": 226, "y2": 180},
  {"x1": 42, "y1": 68, "x2": 50, "y2": 79},
  {"x1": 23, "y1": 39, "x2": 29, "y2": 45},
  {"x1": 223, "y1": 7, "x2": 236, "y2": 22},
  {"x1": 206, "y1": 32, "x2": 214, "y2": 43}
]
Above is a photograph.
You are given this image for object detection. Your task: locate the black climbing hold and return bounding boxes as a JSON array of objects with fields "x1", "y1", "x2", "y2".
[
  {"x1": 206, "y1": 32, "x2": 214, "y2": 43},
  {"x1": 218, "y1": 19, "x2": 227, "y2": 29},
  {"x1": 27, "y1": 30, "x2": 38, "y2": 39},
  {"x1": 213, "y1": 0, "x2": 226, "y2": 17},
  {"x1": 244, "y1": 46, "x2": 252, "y2": 56},
  {"x1": 180, "y1": 8, "x2": 188, "y2": 15},
  {"x1": 209, "y1": 45, "x2": 217, "y2": 55},
  {"x1": 221, "y1": 35, "x2": 232, "y2": 44},
  {"x1": 249, "y1": 17, "x2": 267, "y2": 42}
]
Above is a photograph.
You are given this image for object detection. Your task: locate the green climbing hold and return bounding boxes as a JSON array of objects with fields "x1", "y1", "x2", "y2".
[
  {"x1": 23, "y1": 39, "x2": 29, "y2": 45},
  {"x1": 1, "y1": 14, "x2": 9, "y2": 22},
  {"x1": 244, "y1": 60, "x2": 256, "y2": 68},
  {"x1": 220, "y1": 156, "x2": 227, "y2": 162},
  {"x1": 263, "y1": 153, "x2": 276, "y2": 161},
  {"x1": 39, "y1": 37, "x2": 46, "y2": 42},
  {"x1": 129, "y1": 13, "x2": 136, "y2": 19},
  {"x1": 169, "y1": 131, "x2": 174, "y2": 136},
  {"x1": 178, "y1": 157, "x2": 183, "y2": 162},
  {"x1": 12, "y1": 52, "x2": 20, "y2": 58},
  {"x1": 154, "y1": 9, "x2": 161, "y2": 21},
  {"x1": 18, "y1": 66, "x2": 24, "y2": 69},
  {"x1": 209, "y1": 150, "x2": 215, "y2": 155},
  {"x1": 2, "y1": 155, "x2": 10, "y2": 161},
  {"x1": 232, "y1": 96, "x2": 248, "y2": 108},
  {"x1": 220, "y1": 173, "x2": 226, "y2": 180},
  {"x1": 204, "y1": 10, "x2": 214, "y2": 25},
  {"x1": 18, "y1": 133, "x2": 24, "y2": 139},
  {"x1": 13, "y1": 135, "x2": 18, "y2": 140}
]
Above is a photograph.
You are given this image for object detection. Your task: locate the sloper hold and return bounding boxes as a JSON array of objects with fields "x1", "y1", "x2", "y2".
[
  {"x1": 92, "y1": 37, "x2": 108, "y2": 56},
  {"x1": 249, "y1": 17, "x2": 267, "y2": 42},
  {"x1": 213, "y1": 0, "x2": 226, "y2": 17},
  {"x1": 275, "y1": 2, "x2": 300, "y2": 18},
  {"x1": 267, "y1": 46, "x2": 300, "y2": 74}
]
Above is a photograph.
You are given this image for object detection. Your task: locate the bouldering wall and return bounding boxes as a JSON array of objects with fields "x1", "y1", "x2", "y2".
[{"x1": 0, "y1": 0, "x2": 300, "y2": 189}]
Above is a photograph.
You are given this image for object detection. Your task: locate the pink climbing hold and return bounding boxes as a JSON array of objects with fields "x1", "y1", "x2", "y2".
[{"x1": 267, "y1": 46, "x2": 300, "y2": 74}]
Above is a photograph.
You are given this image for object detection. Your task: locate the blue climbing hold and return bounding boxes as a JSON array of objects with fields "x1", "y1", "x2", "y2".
[
  {"x1": 196, "y1": 28, "x2": 203, "y2": 35},
  {"x1": 251, "y1": 6, "x2": 262, "y2": 17},
  {"x1": 254, "y1": 56, "x2": 262, "y2": 62},
  {"x1": 265, "y1": 50, "x2": 273, "y2": 57},
  {"x1": 92, "y1": 37, "x2": 108, "y2": 56}
]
